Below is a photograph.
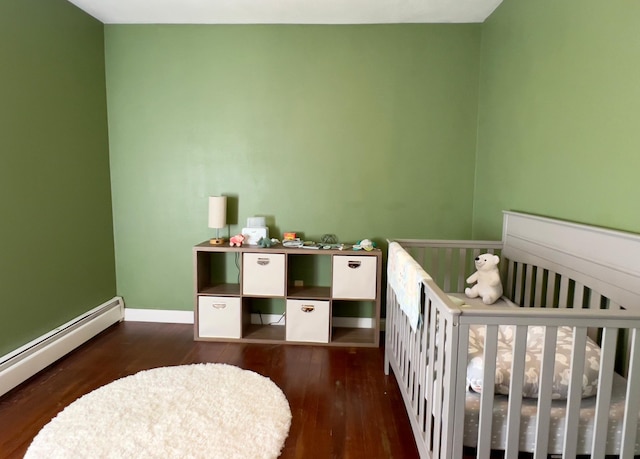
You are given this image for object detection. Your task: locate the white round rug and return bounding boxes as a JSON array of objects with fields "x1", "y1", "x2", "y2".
[{"x1": 25, "y1": 363, "x2": 292, "y2": 459}]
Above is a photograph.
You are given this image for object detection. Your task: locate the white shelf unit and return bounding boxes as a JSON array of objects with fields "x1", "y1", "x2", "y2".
[{"x1": 193, "y1": 242, "x2": 382, "y2": 347}]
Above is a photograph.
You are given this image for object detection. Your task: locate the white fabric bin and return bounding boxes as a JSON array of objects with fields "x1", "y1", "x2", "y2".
[
  {"x1": 242, "y1": 253, "x2": 285, "y2": 296},
  {"x1": 198, "y1": 296, "x2": 242, "y2": 339},
  {"x1": 332, "y1": 255, "x2": 377, "y2": 299},
  {"x1": 286, "y1": 300, "x2": 330, "y2": 343}
]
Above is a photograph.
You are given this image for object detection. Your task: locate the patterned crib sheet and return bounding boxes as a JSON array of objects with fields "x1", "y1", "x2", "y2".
[
  {"x1": 464, "y1": 373, "x2": 639, "y2": 455},
  {"x1": 447, "y1": 293, "x2": 602, "y2": 399},
  {"x1": 466, "y1": 323, "x2": 601, "y2": 400}
]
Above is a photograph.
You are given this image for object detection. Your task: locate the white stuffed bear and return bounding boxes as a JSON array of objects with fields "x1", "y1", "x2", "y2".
[{"x1": 465, "y1": 253, "x2": 503, "y2": 305}]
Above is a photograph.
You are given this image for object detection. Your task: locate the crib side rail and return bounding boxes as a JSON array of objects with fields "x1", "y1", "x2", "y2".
[
  {"x1": 394, "y1": 239, "x2": 503, "y2": 293},
  {"x1": 385, "y1": 275, "x2": 464, "y2": 459},
  {"x1": 396, "y1": 238, "x2": 636, "y2": 375}
]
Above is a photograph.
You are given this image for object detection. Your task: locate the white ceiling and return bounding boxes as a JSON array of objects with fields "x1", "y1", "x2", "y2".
[{"x1": 66, "y1": 0, "x2": 504, "y2": 24}]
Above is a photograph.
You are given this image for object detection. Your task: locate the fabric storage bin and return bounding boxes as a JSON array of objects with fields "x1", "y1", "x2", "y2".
[
  {"x1": 332, "y1": 255, "x2": 377, "y2": 299},
  {"x1": 198, "y1": 296, "x2": 242, "y2": 339},
  {"x1": 242, "y1": 253, "x2": 285, "y2": 296},
  {"x1": 285, "y1": 300, "x2": 330, "y2": 343}
]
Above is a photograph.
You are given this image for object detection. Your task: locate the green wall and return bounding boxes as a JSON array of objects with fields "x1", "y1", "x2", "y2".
[
  {"x1": 5, "y1": 0, "x2": 640, "y2": 347},
  {"x1": 473, "y1": 0, "x2": 640, "y2": 238},
  {"x1": 0, "y1": 1, "x2": 116, "y2": 356},
  {"x1": 4, "y1": 1, "x2": 639, "y2": 349},
  {"x1": 105, "y1": 25, "x2": 482, "y2": 311}
]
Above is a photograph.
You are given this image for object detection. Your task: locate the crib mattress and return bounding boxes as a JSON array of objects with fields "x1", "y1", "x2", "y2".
[{"x1": 463, "y1": 373, "x2": 640, "y2": 455}]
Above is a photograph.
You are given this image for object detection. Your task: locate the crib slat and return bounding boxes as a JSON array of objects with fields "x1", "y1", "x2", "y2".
[
  {"x1": 384, "y1": 288, "x2": 394, "y2": 374},
  {"x1": 591, "y1": 327, "x2": 618, "y2": 459},
  {"x1": 562, "y1": 327, "x2": 588, "y2": 458},
  {"x1": 558, "y1": 276, "x2": 569, "y2": 308},
  {"x1": 471, "y1": 248, "x2": 481, "y2": 292},
  {"x1": 398, "y1": 309, "x2": 407, "y2": 379},
  {"x1": 418, "y1": 288, "x2": 430, "y2": 433},
  {"x1": 425, "y1": 297, "x2": 438, "y2": 452},
  {"x1": 505, "y1": 325, "x2": 528, "y2": 459},
  {"x1": 457, "y1": 249, "x2": 467, "y2": 292},
  {"x1": 546, "y1": 271, "x2": 557, "y2": 307},
  {"x1": 443, "y1": 248, "x2": 453, "y2": 292},
  {"x1": 533, "y1": 267, "x2": 544, "y2": 306},
  {"x1": 451, "y1": 323, "x2": 470, "y2": 459},
  {"x1": 533, "y1": 326, "x2": 558, "y2": 458},
  {"x1": 587, "y1": 292, "x2": 602, "y2": 341},
  {"x1": 524, "y1": 264, "x2": 534, "y2": 306},
  {"x1": 620, "y1": 329, "x2": 640, "y2": 458},
  {"x1": 477, "y1": 325, "x2": 499, "y2": 459},
  {"x1": 433, "y1": 310, "x2": 448, "y2": 458},
  {"x1": 506, "y1": 260, "x2": 515, "y2": 300},
  {"x1": 441, "y1": 315, "x2": 460, "y2": 459},
  {"x1": 588, "y1": 291, "x2": 601, "y2": 310},
  {"x1": 408, "y1": 315, "x2": 418, "y2": 415},
  {"x1": 573, "y1": 282, "x2": 585, "y2": 309},
  {"x1": 514, "y1": 263, "x2": 524, "y2": 305}
]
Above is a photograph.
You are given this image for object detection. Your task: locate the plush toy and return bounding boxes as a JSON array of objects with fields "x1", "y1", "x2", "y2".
[
  {"x1": 257, "y1": 237, "x2": 272, "y2": 248},
  {"x1": 229, "y1": 234, "x2": 245, "y2": 247},
  {"x1": 464, "y1": 253, "x2": 503, "y2": 304},
  {"x1": 354, "y1": 239, "x2": 376, "y2": 251}
]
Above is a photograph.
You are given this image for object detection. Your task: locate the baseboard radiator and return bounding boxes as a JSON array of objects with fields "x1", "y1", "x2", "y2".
[{"x1": 0, "y1": 296, "x2": 124, "y2": 397}]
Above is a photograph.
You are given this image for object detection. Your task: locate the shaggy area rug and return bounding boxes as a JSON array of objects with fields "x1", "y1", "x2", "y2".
[{"x1": 25, "y1": 363, "x2": 292, "y2": 459}]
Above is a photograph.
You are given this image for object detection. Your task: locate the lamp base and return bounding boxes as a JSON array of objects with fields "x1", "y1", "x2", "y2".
[{"x1": 209, "y1": 237, "x2": 226, "y2": 246}]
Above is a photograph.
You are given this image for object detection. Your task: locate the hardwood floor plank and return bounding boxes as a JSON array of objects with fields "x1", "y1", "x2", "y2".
[{"x1": 0, "y1": 322, "x2": 419, "y2": 459}]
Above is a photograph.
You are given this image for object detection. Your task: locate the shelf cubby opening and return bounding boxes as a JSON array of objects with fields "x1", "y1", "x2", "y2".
[
  {"x1": 331, "y1": 300, "x2": 377, "y2": 346},
  {"x1": 241, "y1": 297, "x2": 286, "y2": 341},
  {"x1": 196, "y1": 251, "x2": 241, "y2": 295},
  {"x1": 286, "y1": 253, "x2": 331, "y2": 298}
]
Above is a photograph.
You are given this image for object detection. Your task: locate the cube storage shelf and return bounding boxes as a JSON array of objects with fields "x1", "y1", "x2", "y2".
[{"x1": 193, "y1": 241, "x2": 382, "y2": 347}]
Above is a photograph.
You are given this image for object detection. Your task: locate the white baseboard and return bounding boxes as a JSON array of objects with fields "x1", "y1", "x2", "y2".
[
  {"x1": 124, "y1": 308, "x2": 194, "y2": 324},
  {"x1": 250, "y1": 313, "x2": 375, "y2": 329},
  {"x1": 124, "y1": 309, "x2": 379, "y2": 329},
  {"x1": 0, "y1": 297, "x2": 124, "y2": 397},
  {"x1": 333, "y1": 316, "x2": 375, "y2": 328},
  {"x1": 250, "y1": 313, "x2": 285, "y2": 326}
]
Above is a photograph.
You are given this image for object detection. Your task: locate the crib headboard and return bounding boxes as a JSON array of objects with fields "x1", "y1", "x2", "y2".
[{"x1": 502, "y1": 211, "x2": 640, "y2": 313}]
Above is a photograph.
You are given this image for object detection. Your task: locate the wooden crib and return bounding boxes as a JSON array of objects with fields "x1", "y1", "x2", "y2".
[{"x1": 385, "y1": 211, "x2": 640, "y2": 459}]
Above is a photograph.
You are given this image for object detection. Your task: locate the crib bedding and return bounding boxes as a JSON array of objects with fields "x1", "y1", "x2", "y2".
[
  {"x1": 452, "y1": 296, "x2": 622, "y2": 454},
  {"x1": 388, "y1": 241, "x2": 430, "y2": 331},
  {"x1": 446, "y1": 293, "x2": 602, "y2": 400},
  {"x1": 463, "y1": 373, "x2": 640, "y2": 455},
  {"x1": 466, "y1": 324, "x2": 601, "y2": 399}
]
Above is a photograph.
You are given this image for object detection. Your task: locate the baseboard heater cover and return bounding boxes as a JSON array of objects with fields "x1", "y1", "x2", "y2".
[{"x1": 0, "y1": 296, "x2": 124, "y2": 397}]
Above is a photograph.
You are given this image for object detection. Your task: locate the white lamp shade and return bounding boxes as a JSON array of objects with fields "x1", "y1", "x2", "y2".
[{"x1": 208, "y1": 196, "x2": 227, "y2": 229}]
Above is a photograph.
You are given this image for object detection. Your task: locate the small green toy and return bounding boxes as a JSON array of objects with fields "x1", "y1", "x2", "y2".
[{"x1": 257, "y1": 237, "x2": 273, "y2": 248}]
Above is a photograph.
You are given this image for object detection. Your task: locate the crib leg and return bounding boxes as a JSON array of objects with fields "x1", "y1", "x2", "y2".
[{"x1": 384, "y1": 354, "x2": 390, "y2": 375}]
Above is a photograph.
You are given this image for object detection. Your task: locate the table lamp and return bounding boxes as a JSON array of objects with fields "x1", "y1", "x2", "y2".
[{"x1": 208, "y1": 196, "x2": 227, "y2": 245}]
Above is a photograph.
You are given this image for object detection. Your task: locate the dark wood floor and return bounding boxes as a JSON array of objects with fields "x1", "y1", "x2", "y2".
[{"x1": 0, "y1": 322, "x2": 420, "y2": 459}]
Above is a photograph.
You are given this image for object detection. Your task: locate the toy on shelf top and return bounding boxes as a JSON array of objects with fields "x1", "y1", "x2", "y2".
[
  {"x1": 257, "y1": 237, "x2": 280, "y2": 248},
  {"x1": 353, "y1": 239, "x2": 376, "y2": 251},
  {"x1": 229, "y1": 234, "x2": 245, "y2": 247},
  {"x1": 266, "y1": 232, "x2": 376, "y2": 251}
]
